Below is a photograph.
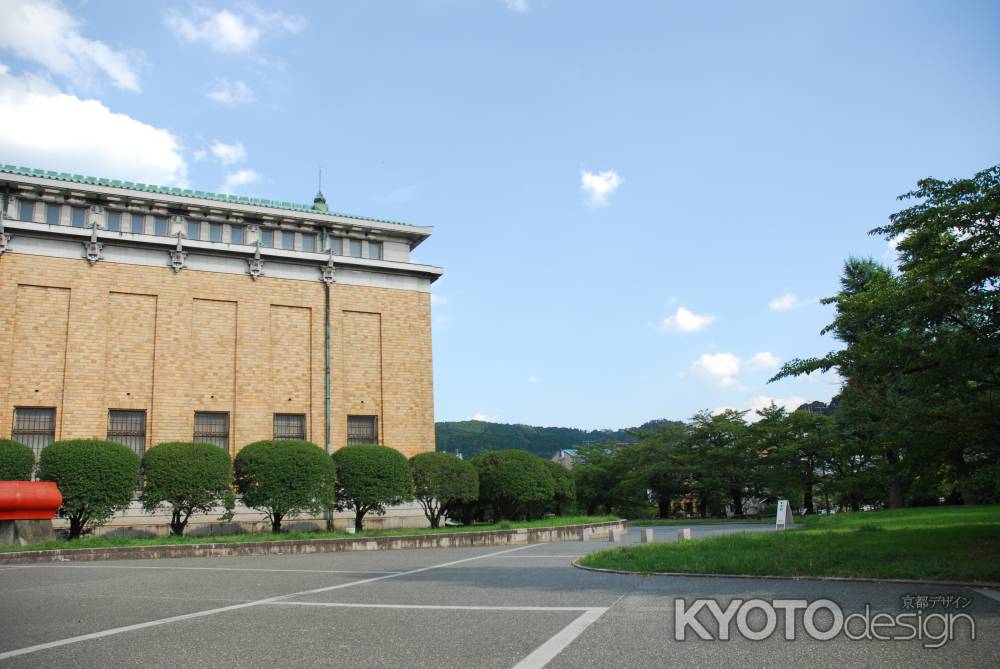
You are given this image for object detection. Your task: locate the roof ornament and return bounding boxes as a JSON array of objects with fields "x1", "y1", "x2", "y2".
[
  {"x1": 83, "y1": 220, "x2": 103, "y2": 265},
  {"x1": 321, "y1": 244, "x2": 336, "y2": 285},
  {"x1": 312, "y1": 166, "x2": 329, "y2": 213},
  {"x1": 247, "y1": 240, "x2": 264, "y2": 280},
  {"x1": 0, "y1": 188, "x2": 10, "y2": 256},
  {"x1": 169, "y1": 231, "x2": 188, "y2": 273}
]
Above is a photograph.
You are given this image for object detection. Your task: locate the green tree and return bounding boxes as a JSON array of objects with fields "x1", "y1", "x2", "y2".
[
  {"x1": 410, "y1": 452, "x2": 478, "y2": 528},
  {"x1": 473, "y1": 450, "x2": 555, "y2": 521},
  {"x1": 0, "y1": 439, "x2": 35, "y2": 480},
  {"x1": 334, "y1": 445, "x2": 414, "y2": 532},
  {"x1": 37, "y1": 439, "x2": 140, "y2": 539},
  {"x1": 140, "y1": 442, "x2": 234, "y2": 536},
  {"x1": 543, "y1": 460, "x2": 576, "y2": 516},
  {"x1": 683, "y1": 410, "x2": 757, "y2": 516},
  {"x1": 233, "y1": 440, "x2": 336, "y2": 533}
]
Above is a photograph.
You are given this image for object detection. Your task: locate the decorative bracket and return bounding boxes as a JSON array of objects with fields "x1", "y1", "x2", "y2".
[
  {"x1": 321, "y1": 246, "x2": 336, "y2": 285},
  {"x1": 247, "y1": 241, "x2": 264, "y2": 280},
  {"x1": 83, "y1": 222, "x2": 103, "y2": 265},
  {"x1": 168, "y1": 231, "x2": 188, "y2": 272}
]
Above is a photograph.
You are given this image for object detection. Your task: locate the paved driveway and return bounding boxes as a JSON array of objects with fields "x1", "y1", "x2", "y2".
[{"x1": 1, "y1": 524, "x2": 997, "y2": 668}]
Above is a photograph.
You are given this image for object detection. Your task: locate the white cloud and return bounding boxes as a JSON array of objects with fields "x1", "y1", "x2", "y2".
[
  {"x1": 218, "y1": 168, "x2": 261, "y2": 194},
  {"x1": 209, "y1": 140, "x2": 247, "y2": 167},
  {"x1": 469, "y1": 413, "x2": 499, "y2": 422},
  {"x1": 0, "y1": 68, "x2": 186, "y2": 185},
  {"x1": 502, "y1": 0, "x2": 529, "y2": 11},
  {"x1": 206, "y1": 78, "x2": 256, "y2": 106},
  {"x1": 581, "y1": 169, "x2": 622, "y2": 206},
  {"x1": 744, "y1": 351, "x2": 780, "y2": 372},
  {"x1": 192, "y1": 148, "x2": 207, "y2": 161},
  {"x1": 0, "y1": 0, "x2": 141, "y2": 91},
  {"x1": 768, "y1": 291, "x2": 800, "y2": 311},
  {"x1": 749, "y1": 394, "x2": 806, "y2": 415},
  {"x1": 690, "y1": 351, "x2": 780, "y2": 387},
  {"x1": 527, "y1": 375, "x2": 543, "y2": 384},
  {"x1": 691, "y1": 352, "x2": 742, "y2": 387},
  {"x1": 661, "y1": 307, "x2": 716, "y2": 333},
  {"x1": 165, "y1": 6, "x2": 304, "y2": 53}
]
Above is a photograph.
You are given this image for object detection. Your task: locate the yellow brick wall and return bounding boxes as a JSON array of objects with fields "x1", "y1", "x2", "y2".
[{"x1": 0, "y1": 252, "x2": 435, "y2": 458}]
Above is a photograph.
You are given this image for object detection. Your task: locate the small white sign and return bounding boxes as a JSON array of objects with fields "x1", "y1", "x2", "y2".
[{"x1": 776, "y1": 499, "x2": 794, "y2": 530}]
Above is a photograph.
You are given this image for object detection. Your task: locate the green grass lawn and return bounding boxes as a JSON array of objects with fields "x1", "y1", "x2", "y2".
[
  {"x1": 579, "y1": 506, "x2": 1000, "y2": 583},
  {"x1": 0, "y1": 515, "x2": 618, "y2": 554}
]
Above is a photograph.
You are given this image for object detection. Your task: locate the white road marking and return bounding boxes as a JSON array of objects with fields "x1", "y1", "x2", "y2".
[
  {"x1": 511, "y1": 607, "x2": 608, "y2": 669},
  {"x1": 0, "y1": 543, "x2": 537, "y2": 661},
  {"x1": 489, "y1": 555, "x2": 582, "y2": 559},
  {"x1": 267, "y1": 601, "x2": 602, "y2": 613},
  {"x1": 15, "y1": 564, "x2": 401, "y2": 575},
  {"x1": 974, "y1": 588, "x2": 1000, "y2": 604}
]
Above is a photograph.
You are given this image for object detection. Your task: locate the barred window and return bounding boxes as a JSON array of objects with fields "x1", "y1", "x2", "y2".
[
  {"x1": 71, "y1": 207, "x2": 86, "y2": 228},
  {"x1": 210, "y1": 223, "x2": 223, "y2": 242},
  {"x1": 368, "y1": 241, "x2": 382, "y2": 260},
  {"x1": 194, "y1": 412, "x2": 230, "y2": 449},
  {"x1": 230, "y1": 226, "x2": 244, "y2": 244},
  {"x1": 108, "y1": 410, "x2": 147, "y2": 457},
  {"x1": 154, "y1": 216, "x2": 168, "y2": 236},
  {"x1": 107, "y1": 211, "x2": 121, "y2": 231},
  {"x1": 19, "y1": 200, "x2": 35, "y2": 222},
  {"x1": 302, "y1": 233, "x2": 316, "y2": 252},
  {"x1": 349, "y1": 239, "x2": 362, "y2": 257},
  {"x1": 261, "y1": 229, "x2": 274, "y2": 247},
  {"x1": 12, "y1": 407, "x2": 56, "y2": 460},
  {"x1": 46, "y1": 204, "x2": 61, "y2": 225},
  {"x1": 328, "y1": 238, "x2": 342, "y2": 255},
  {"x1": 274, "y1": 414, "x2": 306, "y2": 440},
  {"x1": 282, "y1": 231, "x2": 295, "y2": 250},
  {"x1": 187, "y1": 221, "x2": 201, "y2": 239},
  {"x1": 130, "y1": 213, "x2": 145, "y2": 234},
  {"x1": 347, "y1": 416, "x2": 378, "y2": 445}
]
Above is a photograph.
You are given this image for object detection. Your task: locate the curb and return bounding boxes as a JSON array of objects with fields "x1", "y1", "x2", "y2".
[
  {"x1": 570, "y1": 559, "x2": 1000, "y2": 589},
  {"x1": 0, "y1": 520, "x2": 627, "y2": 565}
]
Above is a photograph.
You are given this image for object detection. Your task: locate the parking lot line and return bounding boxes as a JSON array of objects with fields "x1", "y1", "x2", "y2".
[
  {"x1": 0, "y1": 543, "x2": 537, "y2": 662},
  {"x1": 511, "y1": 607, "x2": 609, "y2": 669}
]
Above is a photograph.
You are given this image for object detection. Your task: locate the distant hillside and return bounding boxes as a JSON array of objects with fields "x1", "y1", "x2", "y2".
[{"x1": 434, "y1": 419, "x2": 684, "y2": 459}]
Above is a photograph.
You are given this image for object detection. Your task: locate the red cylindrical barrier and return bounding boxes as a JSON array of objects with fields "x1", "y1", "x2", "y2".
[{"x1": 0, "y1": 481, "x2": 63, "y2": 520}]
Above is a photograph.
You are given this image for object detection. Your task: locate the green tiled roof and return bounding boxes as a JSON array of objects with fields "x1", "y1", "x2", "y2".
[{"x1": 0, "y1": 164, "x2": 417, "y2": 228}]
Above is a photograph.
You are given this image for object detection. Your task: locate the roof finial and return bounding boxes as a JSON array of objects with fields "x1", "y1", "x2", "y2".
[{"x1": 313, "y1": 166, "x2": 328, "y2": 213}]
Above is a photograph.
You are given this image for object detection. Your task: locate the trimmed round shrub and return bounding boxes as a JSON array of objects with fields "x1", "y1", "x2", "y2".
[
  {"x1": 37, "y1": 439, "x2": 140, "y2": 539},
  {"x1": 0, "y1": 439, "x2": 35, "y2": 480},
  {"x1": 473, "y1": 450, "x2": 555, "y2": 521},
  {"x1": 543, "y1": 459, "x2": 576, "y2": 516},
  {"x1": 234, "y1": 440, "x2": 336, "y2": 533},
  {"x1": 410, "y1": 452, "x2": 479, "y2": 528},
  {"x1": 334, "y1": 445, "x2": 414, "y2": 532},
  {"x1": 140, "y1": 442, "x2": 233, "y2": 536}
]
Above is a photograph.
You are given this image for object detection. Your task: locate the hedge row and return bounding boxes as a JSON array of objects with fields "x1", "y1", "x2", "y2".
[{"x1": 0, "y1": 439, "x2": 577, "y2": 539}]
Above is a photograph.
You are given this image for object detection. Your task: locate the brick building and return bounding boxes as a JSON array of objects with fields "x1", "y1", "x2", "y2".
[{"x1": 0, "y1": 165, "x2": 441, "y2": 479}]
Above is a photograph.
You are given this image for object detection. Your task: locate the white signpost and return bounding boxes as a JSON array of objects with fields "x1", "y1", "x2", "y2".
[{"x1": 775, "y1": 499, "x2": 795, "y2": 530}]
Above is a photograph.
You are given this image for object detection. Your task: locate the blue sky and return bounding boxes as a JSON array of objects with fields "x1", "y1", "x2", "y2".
[{"x1": 1, "y1": 0, "x2": 997, "y2": 429}]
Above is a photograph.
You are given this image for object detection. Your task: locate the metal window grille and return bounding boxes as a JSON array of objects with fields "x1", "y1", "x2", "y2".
[
  {"x1": 187, "y1": 221, "x2": 201, "y2": 239},
  {"x1": 12, "y1": 408, "x2": 56, "y2": 460},
  {"x1": 230, "y1": 226, "x2": 244, "y2": 244},
  {"x1": 107, "y1": 212, "x2": 121, "y2": 231},
  {"x1": 349, "y1": 239, "x2": 362, "y2": 257},
  {"x1": 130, "y1": 213, "x2": 145, "y2": 234},
  {"x1": 19, "y1": 201, "x2": 34, "y2": 222},
  {"x1": 281, "y1": 232, "x2": 295, "y2": 250},
  {"x1": 46, "y1": 204, "x2": 61, "y2": 225},
  {"x1": 274, "y1": 414, "x2": 306, "y2": 440},
  {"x1": 107, "y1": 410, "x2": 147, "y2": 457},
  {"x1": 194, "y1": 412, "x2": 230, "y2": 449},
  {"x1": 261, "y1": 229, "x2": 274, "y2": 247},
  {"x1": 347, "y1": 416, "x2": 378, "y2": 445},
  {"x1": 368, "y1": 241, "x2": 382, "y2": 260},
  {"x1": 210, "y1": 223, "x2": 223, "y2": 242},
  {"x1": 154, "y1": 216, "x2": 168, "y2": 236},
  {"x1": 302, "y1": 234, "x2": 316, "y2": 252},
  {"x1": 71, "y1": 207, "x2": 86, "y2": 227},
  {"x1": 328, "y1": 238, "x2": 342, "y2": 255}
]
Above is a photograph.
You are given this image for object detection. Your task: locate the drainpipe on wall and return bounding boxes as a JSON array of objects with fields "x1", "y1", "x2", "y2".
[{"x1": 321, "y1": 247, "x2": 335, "y2": 531}]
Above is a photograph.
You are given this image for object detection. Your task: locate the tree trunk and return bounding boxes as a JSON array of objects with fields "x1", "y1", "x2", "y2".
[
  {"x1": 886, "y1": 448, "x2": 905, "y2": 509},
  {"x1": 69, "y1": 515, "x2": 84, "y2": 540},
  {"x1": 803, "y1": 457, "x2": 815, "y2": 515},
  {"x1": 354, "y1": 509, "x2": 365, "y2": 533},
  {"x1": 170, "y1": 509, "x2": 187, "y2": 536},
  {"x1": 657, "y1": 497, "x2": 670, "y2": 519},
  {"x1": 271, "y1": 513, "x2": 283, "y2": 534},
  {"x1": 429, "y1": 509, "x2": 441, "y2": 529}
]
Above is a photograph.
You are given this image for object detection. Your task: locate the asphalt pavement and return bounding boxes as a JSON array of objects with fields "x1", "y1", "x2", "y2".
[{"x1": 1, "y1": 524, "x2": 997, "y2": 668}]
